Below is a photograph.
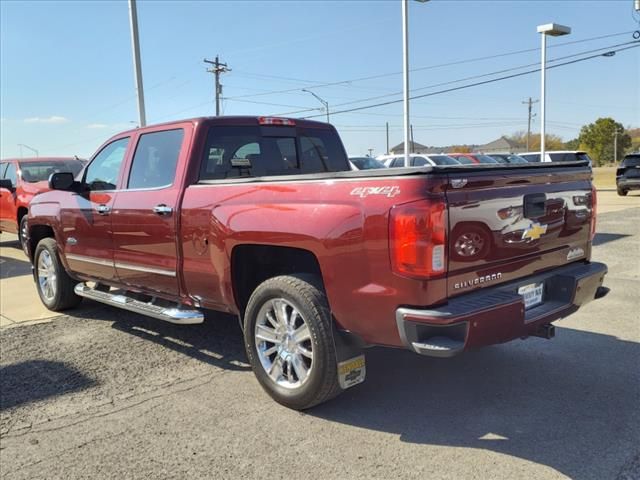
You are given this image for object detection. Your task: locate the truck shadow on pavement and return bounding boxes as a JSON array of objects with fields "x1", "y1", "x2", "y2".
[
  {"x1": 0, "y1": 360, "x2": 96, "y2": 411},
  {"x1": 592, "y1": 232, "x2": 631, "y2": 246},
  {"x1": 311, "y1": 327, "x2": 639, "y2": 480},
  {"x1": 0, "y1": 255, "x2": 32, "y2": 280},
  {"x1": 100, "y1": 307, "x2": 251, "y2": 372}
]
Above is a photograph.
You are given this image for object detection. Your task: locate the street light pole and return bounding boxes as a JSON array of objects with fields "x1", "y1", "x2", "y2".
[
  {"x1": 537, "y1": 23, "x2": 570, "y2": 162},
  {"x1": 402, "y1": 0, "x2": 429, "y2": 167},
  {"x1": 302, "y1": 89, "x2": 329, "y2": 123},
  {"x1": 17, "y1": 143, "x2": 38, "y2": 158},
  {"x1": 402, "y1": 0, "x2": 410, "y2": 167},
  {"x1": 128, "y1": 0, "x2": 146, "y2": 127}
]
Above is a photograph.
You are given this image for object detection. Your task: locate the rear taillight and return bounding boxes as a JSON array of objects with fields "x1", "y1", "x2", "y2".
[
  {"x1": 590, "y1": 185, "x2": 597, "y2": 240},
  {"x1": 390, "y1": 198, "x2": 447, "y2": 279}
]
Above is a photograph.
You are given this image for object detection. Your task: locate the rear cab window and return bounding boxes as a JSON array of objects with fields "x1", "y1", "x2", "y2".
[{"x1": 200, "y1": 124, "x2": 349, "y2": 180}]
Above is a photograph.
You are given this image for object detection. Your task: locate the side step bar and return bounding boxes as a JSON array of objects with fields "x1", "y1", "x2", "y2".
[{"x1": 74, "y1": 284, "x2": 204, "y2": 325}]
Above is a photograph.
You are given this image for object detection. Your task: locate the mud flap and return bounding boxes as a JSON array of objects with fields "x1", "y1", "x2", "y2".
[{"x1": 331, "y1": 322, "x2": 366, "y2": 390}]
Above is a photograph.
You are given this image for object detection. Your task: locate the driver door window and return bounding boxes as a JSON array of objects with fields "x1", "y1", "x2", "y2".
[{"x1": 85, "y1": 138, "x2": 130, "y2": 190}]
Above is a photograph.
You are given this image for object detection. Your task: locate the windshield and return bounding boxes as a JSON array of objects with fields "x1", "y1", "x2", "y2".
[
  {"x1": 452, "y1": 155, "x2": 474, "y2": 165},
  {"x1": 520, "y1": 154, "x2": 541, "y2": 162},
  {"x1": 428, "y1": 155, "x2": 459, "y2": 166},
  {"x1": 18, "y1": 159, "x2": 84, "y2": 182},
  {"x1": 506, "y1": 155, "x2": 528, "y2": 164},
  {"x1": 476, "y1": 155, "x2": 498, "y2": 164},
  {"x1": 349, "y1": 157, "x2": 385, "y2": 169}
]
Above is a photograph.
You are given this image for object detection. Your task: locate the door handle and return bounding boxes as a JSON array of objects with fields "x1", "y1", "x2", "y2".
[
  {"x1": 96, "y1": 204, "x2": 111, "y2": 215},
  {"x1": 153, "y1": 204, "x2": 173, "y2": 216}
]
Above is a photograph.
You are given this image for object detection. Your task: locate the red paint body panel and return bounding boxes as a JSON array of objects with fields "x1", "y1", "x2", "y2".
[{"x1": 26, "y1": 117, "x2": 604, "y2": 353}]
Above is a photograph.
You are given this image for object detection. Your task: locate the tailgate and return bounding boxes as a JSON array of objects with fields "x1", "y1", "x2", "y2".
[{"x1": 445, "y1": 166, "x2": 594, "y2": 297}]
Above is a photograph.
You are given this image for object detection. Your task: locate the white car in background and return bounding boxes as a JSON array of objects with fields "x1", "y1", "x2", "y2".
[
  {"x1": 377, "y1": 153, "x2": 460, "y2": 168},
  {"x1": 519, "y1": 150, "x2": 593, "y2": 166}
]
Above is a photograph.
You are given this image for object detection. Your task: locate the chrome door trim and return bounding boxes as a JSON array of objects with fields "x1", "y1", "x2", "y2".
[
  {"x1": 115, "y1": 261, "x2": 177, "y2": 277},
  {"x1": 66, "y1": 253, "x2": 113, "y2": 267}
]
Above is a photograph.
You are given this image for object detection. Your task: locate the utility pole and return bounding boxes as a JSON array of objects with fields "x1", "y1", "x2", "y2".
[
  {"x1": 613, "y1": 128, "x2": 622, "y2": 163},
  {"x1": 386, "y1": 122, "x2": 389, "y2": 154},
  {"x1": 410, "y1": 124, "x2": 415, "y2": 154},
  {"x1": 368, "y1": 148, "x2": 374, "y2": 157},
  {"x1": 128, "y1": 0, "x2": 146, "y2": 127},
  {"x1": 522, "y1": 97, "x2": 539, "y2": 151},
  {"x1": 204, "y1": 55, "x2": 231, "y2": 116}
]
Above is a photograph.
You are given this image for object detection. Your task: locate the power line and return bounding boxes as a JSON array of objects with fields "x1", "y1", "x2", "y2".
[
  {"x1": 300, "y1": 43, "x2": 640, "y2": 119},
  {"x1": 309, "y1": 40, "x2": 639, "y2": 112},
  {"x1": 226, "y1": 30, "x2": 635, "y2": 101}
]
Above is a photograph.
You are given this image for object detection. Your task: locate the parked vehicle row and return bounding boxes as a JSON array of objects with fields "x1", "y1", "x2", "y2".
[{"x1": 348, "y1": 151, "x2": 587, "y2": 170}]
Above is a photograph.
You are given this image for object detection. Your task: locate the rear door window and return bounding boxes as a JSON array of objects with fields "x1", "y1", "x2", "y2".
[
  {"x1": 200, "y1": 125, "x2": 348, "y2": 180},
  {"x1": 128, "y1": 129, "x2": 184, "y2": 189}
]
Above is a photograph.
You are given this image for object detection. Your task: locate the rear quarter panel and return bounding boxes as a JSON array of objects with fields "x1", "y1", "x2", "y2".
[{"x1": 180, "y1": 176, "x2": 448, "y2": 346}]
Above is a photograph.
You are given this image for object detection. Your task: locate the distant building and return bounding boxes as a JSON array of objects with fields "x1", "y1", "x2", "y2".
[{"x1": 475, "y1": 136, "x2": 525, "y2": 154}]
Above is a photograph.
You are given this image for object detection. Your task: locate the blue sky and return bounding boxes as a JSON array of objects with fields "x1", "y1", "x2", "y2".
[{"x1": 1, "y1": 0, "x2": 638, "y2": 158}]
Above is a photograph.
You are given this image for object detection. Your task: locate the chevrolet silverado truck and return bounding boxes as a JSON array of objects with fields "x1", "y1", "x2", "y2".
[
  {"x1": 26, "y1": 116, "x2": 608, "y2": 410},
  {"x1": 0, "y1": 156, "x2": 85, "y2": 254}
]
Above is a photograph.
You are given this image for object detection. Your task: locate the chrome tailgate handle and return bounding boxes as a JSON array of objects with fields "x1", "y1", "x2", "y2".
[
  {"x1": 153, "y1": 204, "x2": 173, "y2": 216},
  {"x1": 96, "y1": 204, "x2": 111, "y2": 215}
]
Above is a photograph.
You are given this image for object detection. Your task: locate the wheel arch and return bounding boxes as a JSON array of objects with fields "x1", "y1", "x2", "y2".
[{"x1": 230, "y1": 244, "x2": 325, "y2": 317}]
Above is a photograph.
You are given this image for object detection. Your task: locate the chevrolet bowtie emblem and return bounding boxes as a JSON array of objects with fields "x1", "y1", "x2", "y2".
[{"x1": 522, "y1": 222, "x2": 548, "y2": 241}]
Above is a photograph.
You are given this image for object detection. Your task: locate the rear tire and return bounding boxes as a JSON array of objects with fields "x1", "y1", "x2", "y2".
[
  {"x1": 243, "y1": 274, "x2": 342, "y2": 410},
  {"x1": 617, "y1": 187, "x2": 628, "y2": 196},
  {"x1": 18, "y1": 215, "x2": 29, "y2": 256},
  {"x1": 34, "y1": 238, "x2": 82, "y2": 311}
]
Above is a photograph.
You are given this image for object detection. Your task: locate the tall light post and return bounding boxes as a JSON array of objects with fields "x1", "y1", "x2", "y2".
[
  {"x1": 402, "y1": 0, "x2": 429, "y2": 167},
  {"x1": 302, "y1": 89, "x2": 329, "y2": 123},
  {"x1": 17, "y1": 144, "x2": 38, "y2": 158},
  {"x1": 537, "y1": 23, "x2": 570, "y2": 161},
  {"x1": 128, "y1": 0, "x2": 146, "y2": 127}
]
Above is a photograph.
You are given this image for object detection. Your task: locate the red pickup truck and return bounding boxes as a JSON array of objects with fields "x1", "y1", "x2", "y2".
[
  {"x1": 26, "y1": 116, "x2": 608, "y2": 409},
  {"x1": 0, "y1": 157, "x2": 85, "y2": 253}
]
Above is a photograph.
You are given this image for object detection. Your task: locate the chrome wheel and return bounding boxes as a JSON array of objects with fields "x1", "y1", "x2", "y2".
[
  {"x1": 37, "y1": 250, "x2": 57, "y2": 302},
  {"x1": 454, "y1": 232, "x2": 485, "y2": 257},
  {"x1": 254, "y1": 298, "x2": 313, "y2": 389}
]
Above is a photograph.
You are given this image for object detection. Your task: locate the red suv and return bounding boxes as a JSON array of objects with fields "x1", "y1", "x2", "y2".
[{"x1": 0, "y1": 157, "x2": 85, "y2": 253}]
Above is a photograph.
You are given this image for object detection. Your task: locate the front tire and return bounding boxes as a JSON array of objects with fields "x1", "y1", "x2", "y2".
[
  {"x1": 18, "y1": 215, "x2": 29, "y2": 256},
  {"x1": 244, "y1": 274, "x2": 342, "y2": 410},
  {"x1": 617, "y1": 187, "x2": 628, "y2": 196},
  {"x1": 34, "y1": 238, "x2": 82, "y2": 311}
]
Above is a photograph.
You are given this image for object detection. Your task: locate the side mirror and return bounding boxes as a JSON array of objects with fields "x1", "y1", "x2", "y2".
[
  {"x1": 0, "y1": 178, "x2": 14, "y2": 191},
  {"x1": 49, "y1": 172, "x2": 76, "y2": 191}
]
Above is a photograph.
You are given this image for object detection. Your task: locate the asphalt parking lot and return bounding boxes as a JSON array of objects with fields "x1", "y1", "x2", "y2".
[{"x1": 1, "y1": 197, "x2": 638, "y2": 480}]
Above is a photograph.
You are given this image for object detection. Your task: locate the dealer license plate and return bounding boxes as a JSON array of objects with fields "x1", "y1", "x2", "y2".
[{"x1": 518, "y1": 282, "x2": 544, "y2": 309}]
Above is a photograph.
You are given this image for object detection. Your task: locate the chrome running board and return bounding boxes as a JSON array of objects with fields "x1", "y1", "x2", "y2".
[{"x1": 74, "y1": 284, "x2": 204, "y2": 324}]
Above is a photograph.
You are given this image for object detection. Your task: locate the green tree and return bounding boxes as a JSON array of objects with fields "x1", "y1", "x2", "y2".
[
  {"x1": 507, "y1": 131, "x2": 563, "y2": 151},
  {"x1": 564, "y1": 138, "x2": 580, "y2": 150},
  {"x1": 577, "y1": 117, "x2": 631, "y2": 165}
]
